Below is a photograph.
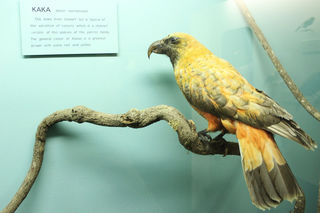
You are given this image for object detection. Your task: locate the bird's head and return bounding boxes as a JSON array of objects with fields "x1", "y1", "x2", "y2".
[{"x1": 148, "y1": 32, "x2": 199, "y2": 66}]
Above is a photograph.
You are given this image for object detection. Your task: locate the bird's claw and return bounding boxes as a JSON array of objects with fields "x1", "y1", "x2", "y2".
[
  {"x1": 198, "y1": 130, "x2": 229, "y2": 156},
  {"x1": 212, "y1": 131, "x2": 226, "y2": 141},
  {"x1": 216, "y1": 138, "x2": 228, "y2": 156},
  {"x1": 212, "y1": 132, "x2": 228, "y2": 156},
  {"x1": 198, "y1": 129, "x2": 212, "y2": 143}
]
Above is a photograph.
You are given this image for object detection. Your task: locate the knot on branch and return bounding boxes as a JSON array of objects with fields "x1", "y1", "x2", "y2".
[
  {"x1": 71, "y1": 106, "x2": 88, "y2": 123},
  {"x1": 120, "y1": 108, "x2": 141, "y2": 127}
]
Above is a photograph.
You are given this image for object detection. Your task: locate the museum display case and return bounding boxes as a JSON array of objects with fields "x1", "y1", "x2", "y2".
[{"x1": 0, "y1": 0, "x2": 319, "y2": 212}]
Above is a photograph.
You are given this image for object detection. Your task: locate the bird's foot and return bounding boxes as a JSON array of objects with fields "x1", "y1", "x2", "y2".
[
  {"x1": 212, "y1": 131, "x2": 226, "y2": 142},
  {"x1": 197, "y1": 129, "x2": 212, "y2": 143},
  {"x1": 212, "y1": 132, "x2": 228, "y2": 156}
]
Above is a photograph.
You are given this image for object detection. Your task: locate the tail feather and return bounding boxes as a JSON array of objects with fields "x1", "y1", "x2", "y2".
[
  {"x1": 236, "y1": 122, "x2": 302, "y2": 210},
  {"x1": 270, "y1": 160, "x2": 301, "y2": 201},
  {"x1": 246, "y1": 161, "x2": 281, "y2": 209},
  {"x1": 267, "y1": 119, "x2": 317, "y2": 150}
]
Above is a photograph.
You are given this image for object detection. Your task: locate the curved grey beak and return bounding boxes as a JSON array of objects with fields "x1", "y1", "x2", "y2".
[{"x1": 147, "y1": 40, "x2": 163, "y2": 59}]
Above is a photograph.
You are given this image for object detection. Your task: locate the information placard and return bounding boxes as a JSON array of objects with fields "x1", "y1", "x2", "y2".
[{"x1": 20, "y1": 0, "x2": 118, "y2": 55}]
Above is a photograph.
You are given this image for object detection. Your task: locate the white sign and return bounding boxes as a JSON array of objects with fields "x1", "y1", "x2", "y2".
[{"x1": 20, "y1": 0, "x2": 118, "y2": 55}]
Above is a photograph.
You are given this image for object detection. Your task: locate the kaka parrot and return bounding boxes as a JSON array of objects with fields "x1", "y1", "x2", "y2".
[{"x1": 148, "y1": 32, "x2": 317, "y2": 210}]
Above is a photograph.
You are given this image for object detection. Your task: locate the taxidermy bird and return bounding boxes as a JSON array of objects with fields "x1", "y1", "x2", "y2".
[{"x1": 148, "y1": 33, "x2": 317, "y2": 210}]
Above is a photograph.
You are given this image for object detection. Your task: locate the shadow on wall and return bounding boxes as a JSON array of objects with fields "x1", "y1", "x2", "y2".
[
  {"x1": 143, "y1": 69, "x2": 177, "y2": 88},
  {"x1": 47, "y1": 123, "x2": 83, "y2": 140}
]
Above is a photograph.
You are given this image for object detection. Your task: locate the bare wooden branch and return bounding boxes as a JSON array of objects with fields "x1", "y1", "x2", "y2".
[
  {"x1": 235, "y1": 0, "x2": 320, "y2": 122},
  {"x1": 1, "y1": 105, "x2": 305, "y2": 212},
  {"x1": 1, "y1": 105, "x2": 239, "y2": 213}
]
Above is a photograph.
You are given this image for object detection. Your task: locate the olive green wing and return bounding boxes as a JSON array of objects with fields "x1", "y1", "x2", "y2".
[{"x1": 179, "y1": 63, "x2": 316, "y2": 150}]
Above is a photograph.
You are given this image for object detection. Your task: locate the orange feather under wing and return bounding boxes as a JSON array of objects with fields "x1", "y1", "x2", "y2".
[{"x1": 191, "y1": 105, "x2": 223, "y2": 132}]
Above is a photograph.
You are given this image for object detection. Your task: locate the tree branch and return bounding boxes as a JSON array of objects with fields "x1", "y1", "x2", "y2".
[
  {"x1": 235, "y1": 1, "x2": 310, "y2": 212},
  {"x1": 1, "y1": 105, "x2": 239, "y2": 213},
  {"x1": 235, "y1": 0, "x2": 320, "y2": 122},
  {"x1": 1, "y1": 105, "x2": 305, "y2": 212}
]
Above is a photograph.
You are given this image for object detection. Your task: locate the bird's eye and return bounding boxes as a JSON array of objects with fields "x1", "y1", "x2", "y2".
[{"x1": 169, "y1": 37, "x2": 179, "y2": 44}]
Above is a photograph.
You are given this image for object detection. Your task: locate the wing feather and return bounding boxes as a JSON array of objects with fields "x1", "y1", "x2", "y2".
[{"x1": 177, "y1": 60, "x2": 316, "y2": 149}]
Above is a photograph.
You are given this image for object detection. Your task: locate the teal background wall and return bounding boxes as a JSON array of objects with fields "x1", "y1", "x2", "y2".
[{"x1": 1, "y1": 0, "x2": 319, "y2": 212}]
